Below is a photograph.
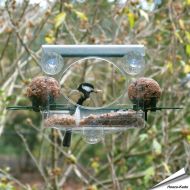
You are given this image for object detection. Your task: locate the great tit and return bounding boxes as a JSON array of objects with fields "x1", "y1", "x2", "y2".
[{"x1": 63, "y1": 82, "x2": 101, "y2": 147}]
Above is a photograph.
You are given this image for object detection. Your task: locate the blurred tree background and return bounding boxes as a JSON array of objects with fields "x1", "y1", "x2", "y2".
[{"x1": 0, "y1": 0, "x2": 190, "y2": 190}]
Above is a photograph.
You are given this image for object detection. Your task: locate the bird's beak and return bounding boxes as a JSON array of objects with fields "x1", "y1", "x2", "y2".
[{"x1": 93, "y1": 89, "x2": 102, "y2": 93}]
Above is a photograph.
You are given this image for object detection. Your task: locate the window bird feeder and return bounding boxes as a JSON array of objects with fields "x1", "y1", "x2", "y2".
[{"x1": 7, "y1": 45, "x2": 181, "y2": 146}]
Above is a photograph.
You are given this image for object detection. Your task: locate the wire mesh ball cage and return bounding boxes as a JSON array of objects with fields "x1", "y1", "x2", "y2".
[{"x1": 38, "y1": 45, "x2": 146, "y2": 144}]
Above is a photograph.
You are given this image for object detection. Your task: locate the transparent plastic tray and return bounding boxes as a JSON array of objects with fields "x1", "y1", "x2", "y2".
[{"x1": 43, "y1": 108, "x2": 145, "y2": 133}]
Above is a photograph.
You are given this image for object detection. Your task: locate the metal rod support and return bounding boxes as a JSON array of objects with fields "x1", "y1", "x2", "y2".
[{"x1": 42, "y1": 45, "x2": 145, "y2": 57}]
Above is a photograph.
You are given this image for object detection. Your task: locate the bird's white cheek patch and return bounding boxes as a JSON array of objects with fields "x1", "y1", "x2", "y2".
[{"x1": 82, "y1": 85, "x2": 93, "y2": 92}]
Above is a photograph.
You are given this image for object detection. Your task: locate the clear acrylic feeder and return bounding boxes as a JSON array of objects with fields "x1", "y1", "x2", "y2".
[{"x1": 40, "y1": 45, "x2": 146, "y2": 144}]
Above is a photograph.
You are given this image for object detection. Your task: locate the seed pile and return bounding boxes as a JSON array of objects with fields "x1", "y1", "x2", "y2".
[
  {"x1": 44, "y1": 115, "x2": 75, "y2": 127},
  {"x1": 44, "y1": 110, "x2": 144, "y2": 128},
  {"x1": 80, "y1": 111, "x2": 144, "y2": 127}
]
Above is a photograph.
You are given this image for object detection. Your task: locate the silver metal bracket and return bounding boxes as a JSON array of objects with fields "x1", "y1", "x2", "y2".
[{"x1": 42, "y1": 45, "x2": 145, "y2": 57}]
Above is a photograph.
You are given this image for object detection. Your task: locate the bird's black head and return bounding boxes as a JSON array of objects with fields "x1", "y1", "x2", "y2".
[{"x1": 77, "y1": 83, "x2": 95, "y2": 97}]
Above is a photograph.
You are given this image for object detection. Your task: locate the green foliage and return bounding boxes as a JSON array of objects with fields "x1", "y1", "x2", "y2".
[
  {"x1": 54, "y1": 12, "x2": 66, "y2": 29},
  {"x1": 186, "y1": 44, "x2": 190, "y2": 56},
  {"x1": 0, "y1": 183, "x2": 15, "y2": 190},
  {"x1": 152, "y1": 139, "x2": 162, "y2": 155},
  {"x1": 144, "y1": 166, "x2": 155, "y2": 184}
]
